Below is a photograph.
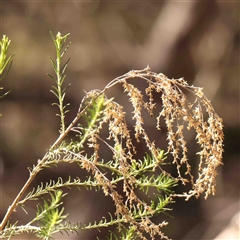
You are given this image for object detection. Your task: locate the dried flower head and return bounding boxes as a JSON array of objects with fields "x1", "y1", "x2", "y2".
[{"x1": 98, "y1": 67, "x2": 224, "y2": 200}]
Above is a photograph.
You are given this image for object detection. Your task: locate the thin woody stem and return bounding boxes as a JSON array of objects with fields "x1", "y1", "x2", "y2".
[{"x1": 0, "y1": 106, "x2": 86, "y2": 230}]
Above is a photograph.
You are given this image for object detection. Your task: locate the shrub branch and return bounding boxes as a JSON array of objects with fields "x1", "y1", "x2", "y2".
[{"x1": 0, "y1": 32, "x2": 224, "y2": 240}]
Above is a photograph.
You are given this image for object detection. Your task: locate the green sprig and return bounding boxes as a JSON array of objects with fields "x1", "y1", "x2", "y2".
[
  {"x1": 0, "y1": 35, "x2": 14, "y2": 77},
  {"x1": 35, "y1": 191, "x2": 68, "y2": 240},
  {"x1": 48, "y1": 32, "x2": 71, "y2": 133},
  {"x1": 0, "y1": 35, "x2": 15, "y2": 103}
]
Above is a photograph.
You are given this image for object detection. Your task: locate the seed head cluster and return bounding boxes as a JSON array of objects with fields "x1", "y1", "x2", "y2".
[
  {"x1": 96, "y1": 67, "x2": 224, "y2": 199},
  {"x1": 68, "y1": 67, "x2": 223, "y2": 239}
]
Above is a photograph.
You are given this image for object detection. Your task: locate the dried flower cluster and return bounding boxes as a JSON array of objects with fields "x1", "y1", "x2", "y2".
[
  {"x1": 44, "y1": 67, "x2": 223, "y2": 239},
  {"x1": 98, "y1": 67, "x2": 224, "y2": 199}
]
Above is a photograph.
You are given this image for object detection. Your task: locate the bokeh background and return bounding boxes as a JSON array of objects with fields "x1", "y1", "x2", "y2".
[{"x1": 1, "y1": 1, "x2": 239, "y2": 239}]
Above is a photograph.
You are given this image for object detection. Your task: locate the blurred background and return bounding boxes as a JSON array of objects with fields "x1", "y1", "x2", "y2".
[{"x1": 1, "y1": 1, "x2": 239, "y2": 239}]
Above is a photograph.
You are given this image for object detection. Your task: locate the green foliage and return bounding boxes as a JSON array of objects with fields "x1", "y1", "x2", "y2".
[
  {"x1": 0, "y1": 32, "x2": 224, "y2": 240},
  {"x1": 0, "y1": 191, "x2": 78, "y2": 240},
  {"x1": 0, "y1": 35, "x2": 14, "y2": 76},
  {"x1": 35, "y1": 191, "x2": 67, "y2": 239},
  {"x1": 0, "y1": 35, "x2": 14, "y2": 103},
  {"x1": 76, "y1": 93, "x2": 109, "y2": 151},
  {"x1": 48, "y1": 32, "x2": 71, "y2": 133}
]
